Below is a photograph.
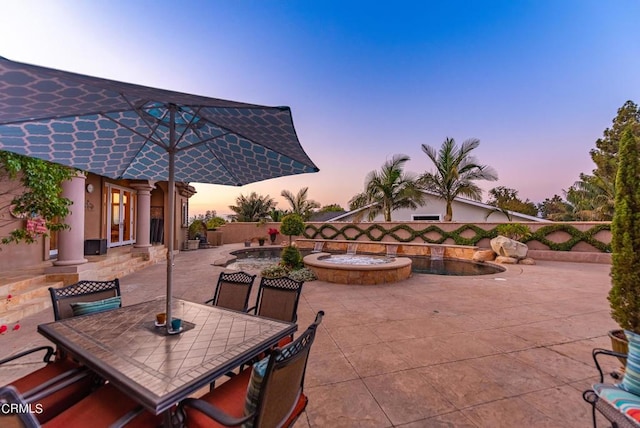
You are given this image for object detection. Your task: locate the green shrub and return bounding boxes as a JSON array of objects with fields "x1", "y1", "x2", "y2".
[
  {"x1": 495, "y1": 223, "x2": 531, "y2": 241},
  {"x1": 288, "y1": 267, "x2": 317, "y2": 282},
  {"x1": 260, "y1": 264, "x2": 289, "y2": 278},
  {"x1": 281, "y1": 214, "x2": 304, "y2": 245},
  {"x1": 281, "y1": 245, "x2": 303, "y2": 269},
  {"x1": 206, "y1": 217, "x2": 226, "y2": 229},
  {"x1": 188, "y1": 219, "x2": 207, "y2": 239}
]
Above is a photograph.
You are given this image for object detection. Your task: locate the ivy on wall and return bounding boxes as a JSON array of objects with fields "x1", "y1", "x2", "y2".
[{"x1": 303, "y1": 223, "x2": 612, "y2": 252}]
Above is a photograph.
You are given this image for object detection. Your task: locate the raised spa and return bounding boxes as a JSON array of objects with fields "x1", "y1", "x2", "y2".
[{"x1": 303, "y1": 252, "x2": 412, "y2": 285}]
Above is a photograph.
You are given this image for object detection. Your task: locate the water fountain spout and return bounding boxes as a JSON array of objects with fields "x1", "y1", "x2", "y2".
[
  {"x1": 312, "y1": 241, "x2": 325, "y2": 253},
  {"x1": 346, "y1": 243, "x2": 358, "y2": 255},
  {"x1": 430, "y1": 246, "x2": 445, "y2": 261}
]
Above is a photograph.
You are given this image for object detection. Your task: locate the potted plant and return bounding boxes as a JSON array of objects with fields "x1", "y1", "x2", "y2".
[
  {"x1": 257, "y1": 237, "x2": 266, "y2": 246},
  {"x1": 608, "y1": 126, "x2": 640, "y2": 366},
  {"x1": 267, "y1": 228, "x2": 279, "y2": 244}
]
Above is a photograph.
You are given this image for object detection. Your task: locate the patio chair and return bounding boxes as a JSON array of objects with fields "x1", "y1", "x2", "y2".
[
  {"x1": 0, "y1": 385, "x2": 40, "y2": 428},
  {"x1": 49, "y1": 279, "x2": 121, "y2": 321},
  {"x1": 582, "y1": 348, "x2": 640, "y2": 427},
  {"x1": 0, "y1": 346, "x2": 97, "y2": 424},
  {"x1": 248, "y1": 276, "x2": 304, "y2": 324},
  {"x1": 175, "y1": 311, "x2": 324, "y2": 428},
  {"x1": 248, "y1": 276, "x2": 304, "y2": 346},
  {"x1": 204, "y1": 271, "x2": 256, "y2": 312}
]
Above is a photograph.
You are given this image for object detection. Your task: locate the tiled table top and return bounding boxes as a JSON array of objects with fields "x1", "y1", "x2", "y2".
[{"x1": 38, "y1": 298, "x2": 296, "y2": 414}]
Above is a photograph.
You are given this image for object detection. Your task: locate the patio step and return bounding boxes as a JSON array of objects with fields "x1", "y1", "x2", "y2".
[
  {"x1": 0, "y1": 275, "x2": 64, "y2": 324},
  {"x1": 78, "y1": 251, "x2": 161, "y2": 281},
  {"x1": 0, "y1": 246, "x2": 166, "y2": 324}
]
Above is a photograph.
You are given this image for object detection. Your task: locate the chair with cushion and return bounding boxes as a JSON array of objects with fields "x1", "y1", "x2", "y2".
[
  {"x1": 0, "y1": 346, "x2": 97, "y2": 424},
  {"x1": 583, "y1": 348, "x2": 640, "y2": 427},
  {"x1": 205, "y1": 271, "x2": 256, "y2": 312},
  {"x1": 49, "y1": 279, "x2": 121, "y2": 320},
  {"x1": 248, "y1": 276, "x2": 304, "y2": 347},
  {"x1": 176, "y1": 311, "x2": 324, "y2": 428}
]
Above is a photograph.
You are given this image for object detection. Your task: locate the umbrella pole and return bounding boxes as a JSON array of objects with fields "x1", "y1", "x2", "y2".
[{"x1": 166, "y1": 106, "x2": 176, "y2": 332}]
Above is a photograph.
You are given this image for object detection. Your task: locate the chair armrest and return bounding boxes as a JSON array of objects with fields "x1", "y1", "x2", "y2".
[
  {"x1": 593, "y1": 348, "x2": 627, "y2": 382},
  {"x1": 0, "y1": 346, "x2": 55, "y2": 366},
  {"x1": 24, "y1": 368, "x2": 90, "y2": 402},
  {"x1": 179, "y1": 398, "x2": 253, "y2": 426}
]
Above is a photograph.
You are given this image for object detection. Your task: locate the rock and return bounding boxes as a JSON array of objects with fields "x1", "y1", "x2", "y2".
[
  {"x1": 490, "y1": 235, "x2": 528, "y2": 259},
  {"x1": 473, "y1": 250, "x2": 496, "y2": 262},
  {"x1": 519, "y1": 257, "x2": 536, "y2": 265},
  {"x1": 495, "y1": 256, "x2": 518, "y2": 264}
]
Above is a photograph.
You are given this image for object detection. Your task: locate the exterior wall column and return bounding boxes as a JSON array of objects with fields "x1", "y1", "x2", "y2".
[
  {"x1": 131, "y1": 182, "x2": 155, "y2": 253},
  {"x1": 53, "y1": 172, "x2": 87, "y2": 266}
]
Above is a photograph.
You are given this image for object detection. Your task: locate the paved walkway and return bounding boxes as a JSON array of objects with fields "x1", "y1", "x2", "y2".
[{"x1": 0, "y1": 245, "x2": 618, "y2": 427}]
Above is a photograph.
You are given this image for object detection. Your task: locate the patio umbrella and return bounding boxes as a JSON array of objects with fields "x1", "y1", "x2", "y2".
[{"x1": 0, "y1": 56, "x2": 319, "y2": 330}]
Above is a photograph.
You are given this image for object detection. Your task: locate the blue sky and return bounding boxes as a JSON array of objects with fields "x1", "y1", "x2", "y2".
[{"x1": 2, "y1": 1, "x2": 639, "y2": 217}]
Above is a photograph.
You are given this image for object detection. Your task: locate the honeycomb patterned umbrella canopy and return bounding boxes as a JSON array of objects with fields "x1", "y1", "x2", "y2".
[
  {"x1": 0, "y1": 56, "x2": 318, "y2": 185},
  {"x1": 0, "y1": 56, "x2": 319, "y2": 328}
]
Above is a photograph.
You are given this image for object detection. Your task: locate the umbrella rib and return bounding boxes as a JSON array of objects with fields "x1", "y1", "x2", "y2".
[
  {"x1": 101, "y1": 113, "x2": 167, "y2": 149},
  {"x1": 173, "y1": 106, "x2": 204, "y2": 151}
]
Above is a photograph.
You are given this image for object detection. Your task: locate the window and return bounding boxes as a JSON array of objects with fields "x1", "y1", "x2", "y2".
[
  {"x1": 412, "y1": 214, "x2": 441, "y2": 221},
  {"x1": 181, "y1": 202, "x2": 189, "y2": 227}
]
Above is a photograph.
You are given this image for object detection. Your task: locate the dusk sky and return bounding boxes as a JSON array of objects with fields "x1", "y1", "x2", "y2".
[{"x1": 2, "y1": 1, "x2": 639, "y2": 218}]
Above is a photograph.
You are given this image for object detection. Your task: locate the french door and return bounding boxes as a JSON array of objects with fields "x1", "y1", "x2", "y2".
[{"x1": 107, "y1": 184, "x2": 136, "y2": 247}]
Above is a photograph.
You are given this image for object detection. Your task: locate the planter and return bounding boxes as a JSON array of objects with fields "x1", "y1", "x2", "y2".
[
  {"x1": 258, "y1": 239, "x2": 266, "y2": 246},
  {"x1": 186, "y1": 240, "x2": 200, "y2": 251},
  {"x1": 269, "y1": 235, "x2": 277, "y2": 244},
  {"x1": 608, "y1": 329, "x2": 628, "y2": 367},
  {"x1": 244, "y1": 241, "x2": 251, "y2": 247}
]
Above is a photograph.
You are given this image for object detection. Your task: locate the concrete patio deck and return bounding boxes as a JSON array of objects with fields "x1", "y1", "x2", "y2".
[{"x1": 0, "y1": 244, "x2": 618, "y2": 427}]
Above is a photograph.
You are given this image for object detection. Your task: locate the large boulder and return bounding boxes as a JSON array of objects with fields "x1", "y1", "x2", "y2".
[
  {"x1": 473, "y1": 249, "x2": 496, "y2": 262},
  {"x1": 490, "y1": 235, "x2": 528, "y2": 259},
  {"x1": 495, "y1": 256, "x2": 518, "y2": 264}
]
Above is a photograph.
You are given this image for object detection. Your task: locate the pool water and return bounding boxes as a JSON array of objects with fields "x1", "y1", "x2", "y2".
[
  {"x1": 225, "y1": 249, "x2": 281, "y2": 271},
  {"x1": 411, "y1": 257, "x2": 504, "y2": 276},
  {"x1": 321, "y1": 254, "x2": 393, "y2": 265}
]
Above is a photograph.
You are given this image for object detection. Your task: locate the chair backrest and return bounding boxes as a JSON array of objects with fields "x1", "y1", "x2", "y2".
[
  {"x1": 0, "y1": 386, "x2": 40, "y2": 428},
  {"x1": 49, "y1": 279, "x2": 121, "y2": 321},
  {"x1": 255, "y1": 311, "x2": 324, "y2": 428},
  {"x1": 255, "y1": 277, "x2": 304, "y2": 323},
  {"x1": 209, "y1": 271, "x2": 256, "y2": 312}
]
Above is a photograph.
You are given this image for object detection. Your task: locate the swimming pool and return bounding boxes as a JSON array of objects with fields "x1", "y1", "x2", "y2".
[{"x1": 226, "y1": 248, "x2": 504, "y2": 276}]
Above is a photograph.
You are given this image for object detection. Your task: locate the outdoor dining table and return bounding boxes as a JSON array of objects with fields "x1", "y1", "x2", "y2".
[{"x1": 37, "y1": 297, "x2": 297, "y2": 423}]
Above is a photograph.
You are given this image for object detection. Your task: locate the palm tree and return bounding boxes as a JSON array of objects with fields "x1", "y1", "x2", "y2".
[
  {"x1": 566, "y1": 172, "x2": 615, "y2": 220},
  {"x1": 419, "y1": 137, "x2": 498, "y2": 221},
  {"x1": 228, "y1": 192, "x2": 276, "y2": 222},
  {"x1": 349, "y1": 154, "x2": 425, "y2": 221},
  {"x1": 281, "y1": 187, "x2": 320, "y2": 221},
  {"x1": 267, "y1": 208, "x2": 286, "y2": 222}
]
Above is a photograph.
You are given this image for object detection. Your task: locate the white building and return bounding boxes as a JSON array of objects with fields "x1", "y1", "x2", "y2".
[{"x1": 329, "y1": 191, "x2": 548, "y2": 223}]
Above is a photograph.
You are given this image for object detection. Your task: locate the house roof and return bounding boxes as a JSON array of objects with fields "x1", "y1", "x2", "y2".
[{"x1": 326, "y1": 190, "x2": 550, "y2": 222}]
